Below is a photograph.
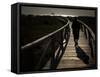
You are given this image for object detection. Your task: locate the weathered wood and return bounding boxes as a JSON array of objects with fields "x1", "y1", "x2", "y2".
[
  {"x1": 43, "y1": 20, "x2": 96, "y2": 70},
  {"x1": 57, "y1": 30, "x2": 92, "y2": 69}
]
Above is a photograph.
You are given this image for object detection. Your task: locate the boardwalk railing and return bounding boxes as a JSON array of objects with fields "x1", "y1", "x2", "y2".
[
  {"x1": 21, "y1": 19, "x2": 71, "y2": 71},
  {"x1": 20, "y1": 18, "x2": 96, "y2": 71},
  {"x1": 78, "y1": 20, "x2": 96, "y2": 64}
]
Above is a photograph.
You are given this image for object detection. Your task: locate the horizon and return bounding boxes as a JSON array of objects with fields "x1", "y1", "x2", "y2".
[{"x1": 21, "y1": 6, "x2": 96, "y2": 17}]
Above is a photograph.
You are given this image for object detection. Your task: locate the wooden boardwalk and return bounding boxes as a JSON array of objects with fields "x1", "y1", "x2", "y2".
[
  {"x1": 57, "y1": 26, "x2": 92, "y2": 69},
  {"x1": 43, "y1": 21, "x2": 95, "y2": 70}
]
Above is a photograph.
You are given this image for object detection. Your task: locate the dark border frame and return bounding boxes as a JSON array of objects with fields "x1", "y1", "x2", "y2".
[{"x1": 11, "y1": 2, "x2": 98, "y2": 74}]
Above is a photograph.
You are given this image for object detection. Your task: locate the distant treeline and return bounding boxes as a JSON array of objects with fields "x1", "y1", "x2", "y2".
[{"x1": 21, "y1": 15, "x2": 67, "y2": 46}]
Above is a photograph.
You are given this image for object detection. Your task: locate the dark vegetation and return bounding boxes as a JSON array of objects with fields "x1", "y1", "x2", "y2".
[
  {"x1": 21, "y1": 15, "x2": 67, "y2": 46},
  {"x1": 20, "y1": 15, "x2": 67, "y2": 72},
  {"x1": 78, "y1": 16, "x2": 96, "y2": 35}
]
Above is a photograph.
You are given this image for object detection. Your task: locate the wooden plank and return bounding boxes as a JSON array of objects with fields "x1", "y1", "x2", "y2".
[{"x1": 57, "y1": 29, "x2": 91, "y2": 69}]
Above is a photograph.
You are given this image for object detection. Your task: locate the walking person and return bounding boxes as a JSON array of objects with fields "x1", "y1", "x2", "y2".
[{"x1": 72, "y1": 17, "x2": 80, "y2": 47}]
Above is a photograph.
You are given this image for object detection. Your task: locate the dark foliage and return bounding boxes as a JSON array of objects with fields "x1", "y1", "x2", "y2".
[
  {"x1": 20, "y1": 15, "x2": 67, "y2": 46},
  {"x1": 78, "y1": 16, "x2": 96, "y2": 35}
]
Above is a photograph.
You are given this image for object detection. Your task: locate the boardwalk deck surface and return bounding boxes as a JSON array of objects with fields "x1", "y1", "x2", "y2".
[{"x1": 57, "y1": 26, "x2": 92, "y2": 69}]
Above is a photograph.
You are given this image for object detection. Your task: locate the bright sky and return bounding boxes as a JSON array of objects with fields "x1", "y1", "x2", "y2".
[{"x1": 21, "y1": 6, "x2": 96, "y2": 17}]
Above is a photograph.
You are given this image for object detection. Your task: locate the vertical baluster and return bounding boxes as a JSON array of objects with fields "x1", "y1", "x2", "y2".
[
  {"x1": 55, "y1": 30, "x2": 64, "y2": 65},
  {"x1": 90, "y1": 38, "x2": 95, "y2": 61},
  {"x1": 65, "y1": 25, "x2": 70, "y2": 42},
  {"x1": 50, "y1": 35, "x2": 56, "y2": 69},
  {"x1": 88, "y1": 37, "x2": 96, "y2": 65},
  {"x1": 60, "y1": 30, "x2": 64, "y2": 57},
  {"x1": 80, "y1": 24, "x2": 84, "y2": 32},
  {"x1": 86, "y1": 29, "x2": 89, "y2": 41}
]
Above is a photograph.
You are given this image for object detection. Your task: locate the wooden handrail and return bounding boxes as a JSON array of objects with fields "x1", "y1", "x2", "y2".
[
  {"x1": 21, "y1": 20, "x2": 70, "y2": 49},
  {"x1": 77, "y1": 19, "x2": 95, "y2": 40},
  {"x1": 21, "y1": 19, "x2": 95, "y2": 50}
]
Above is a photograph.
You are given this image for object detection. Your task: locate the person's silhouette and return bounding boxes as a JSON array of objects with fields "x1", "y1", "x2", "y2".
[{"x1": 72, "y1": 17, "x2": 80, "y2": 47}]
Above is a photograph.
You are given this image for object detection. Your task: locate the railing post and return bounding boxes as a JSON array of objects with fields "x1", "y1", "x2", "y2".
[
  {"x1": 80, "y1": 25, "x2": 84, "y2": 32},
  {"x1": 90, "y1": 38, "x2": 95, "y2": 59},
  {"x1": 50, "y1": 30, "x2": 64, "y2": 69},
  {"x1": 64, "y1": 24, "x2": 70, "y2": 42},
  {"x1": 50, "y1": 35, "x2": 56, "y2": 69}
]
